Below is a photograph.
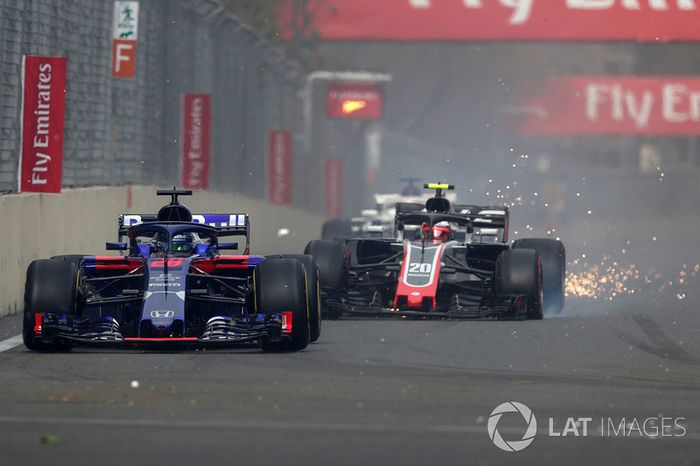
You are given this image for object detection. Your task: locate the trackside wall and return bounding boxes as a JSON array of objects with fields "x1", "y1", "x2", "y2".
[{"x1": 0, "y1": 186, "x2": 324, "y2": 317}]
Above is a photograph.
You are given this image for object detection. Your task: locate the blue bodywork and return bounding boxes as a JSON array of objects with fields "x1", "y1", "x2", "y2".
[{"x1": 39, "y1": 219, "x2": 283, "y2": 346}]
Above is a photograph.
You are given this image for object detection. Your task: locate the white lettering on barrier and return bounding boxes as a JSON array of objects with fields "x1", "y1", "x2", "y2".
[
  {"x1": 584, "y1": 82, "x2": 700, "y2": 128},
  {"x1": 409, "y1": 0, "x2": 696, "y2": 26},
  {"x1": 409, "y1": 0, "x2": 533, "y2": 24},
  {"x1": 499, "y1": 0, "x2": 534, "y2": 24},
  {"x1": 30, "y1": 63, "x2": 53, "y2": 185},
  {"x1": 663, "y1": 84, "x2": 687, "y2": 122},
  {"x1": 566, "y1": 0, "x2": 695, "y2": 9}
]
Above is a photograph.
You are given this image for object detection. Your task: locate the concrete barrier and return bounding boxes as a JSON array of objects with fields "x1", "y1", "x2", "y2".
[{"x1": 0, "y1": 186, "x2": 324, "y2": 317}]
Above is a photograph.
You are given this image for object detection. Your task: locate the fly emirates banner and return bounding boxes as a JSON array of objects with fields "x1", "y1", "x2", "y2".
[
  {"x1": 519, "y1": 77, "x2": 700, "y2": 135},
  {"x1": 304, "y1": 0, "x2": 700, "y2": 41}
]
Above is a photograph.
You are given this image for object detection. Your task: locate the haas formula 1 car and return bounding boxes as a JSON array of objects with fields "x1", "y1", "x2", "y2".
[
  {"x1": 305, "y1": 184, "x2": 565, "y2": 320},
  {"x1": 23, "y1": 189, "x2": 321, "y2": 352}
]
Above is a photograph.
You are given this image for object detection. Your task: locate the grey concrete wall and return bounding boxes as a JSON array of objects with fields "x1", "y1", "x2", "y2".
[{"x1": 0, "y1": 186, "x2": 324, "y2": 317}]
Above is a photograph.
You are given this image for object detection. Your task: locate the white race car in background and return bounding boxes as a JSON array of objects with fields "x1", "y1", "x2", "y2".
[{"x1": 321, "y1": 192, "x2": 456, "y2": 240}]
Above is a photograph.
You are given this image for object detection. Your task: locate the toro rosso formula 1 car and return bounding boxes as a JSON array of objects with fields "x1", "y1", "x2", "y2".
[
  {"x1": 305, "y1": 184, "x2": 565, "y2": 320},
  {"x1": 23, "y1": 190, "x2": 321, "y2": 352}
]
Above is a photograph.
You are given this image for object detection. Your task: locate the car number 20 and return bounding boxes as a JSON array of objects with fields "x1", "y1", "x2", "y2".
[{"x1": 408, "y1": 263, "x2": 432, "y2": 274}]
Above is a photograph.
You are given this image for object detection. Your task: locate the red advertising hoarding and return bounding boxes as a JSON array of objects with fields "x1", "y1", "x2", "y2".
[
  {"x1": 325, "y1": 159, "x2": 343, "y2": 218},
  {"x1": 518, "y1": 76, "x2": 700, "y2": 135},
  {"x1": 298, "y1": 0, "x2": 700, "y2": 42},
  {"x1": 327, "y1": 82, "x2": 383, "y2": 119},
  {"x1": 181, "y1": 93, "x2": 211, "y2": 190},
  {"x1": 268, "y1": 130, "x2": 292, "y2": 205},
  {"x1": 19, "y1": 56, "x2": 67, "y2": 193}
]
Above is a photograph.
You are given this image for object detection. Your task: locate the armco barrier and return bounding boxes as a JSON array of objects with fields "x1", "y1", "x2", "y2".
[{"x1": 0, "y1": 186, "x2": 324, "y2": 317}]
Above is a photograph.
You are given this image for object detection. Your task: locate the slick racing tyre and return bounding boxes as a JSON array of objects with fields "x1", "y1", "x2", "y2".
[
  {"x1": 269, "y1": 254, "x2": 321, "y2": 343},
  {"x1": 321, "y1": 218, "x2": 352, "y2": 240},
  {"x1": 50, "y1": 254, "x2": 86, "y2": 270},
  {"x1": 255, "y1": 258, "x2": 310, "y2": 352},
  {"x1": 495, "y1": 249, "x2": 543, "y2": 320},
  {"x1": 304, "y1": 240, "x2": 348, "y2": 291},
  {"x1": 513, "y1": 238, "x2": 565, "y2": 315},
  {"x1": 23, "y1": 259, "x2": 78, "y2": 352},
  {"x1": 304, "y1": 240, "x2": 349, "y2": 319}
]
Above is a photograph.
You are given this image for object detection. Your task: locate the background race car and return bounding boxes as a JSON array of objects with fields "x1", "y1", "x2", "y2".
[
  {"x1": 321, "y1": 178, "x2": 456, "y2": 240},
  {"x1": 306, "y1": 184, "x2": 565, "y2": 320}
]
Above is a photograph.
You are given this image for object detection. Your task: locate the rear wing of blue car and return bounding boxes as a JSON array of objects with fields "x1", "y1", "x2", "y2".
[{"x1": 118, "y1": 213, "x2": 250, "y2": 251}]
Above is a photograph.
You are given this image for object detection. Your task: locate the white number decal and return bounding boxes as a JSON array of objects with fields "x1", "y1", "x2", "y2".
[{"x1": 409, "y1": 263, "x2": 432, "y2": 274}]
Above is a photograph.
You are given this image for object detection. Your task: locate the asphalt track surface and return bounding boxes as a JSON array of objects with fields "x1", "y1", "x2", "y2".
[{"x1": 1, "y1": 290, "x2": 699, "y2": 466}]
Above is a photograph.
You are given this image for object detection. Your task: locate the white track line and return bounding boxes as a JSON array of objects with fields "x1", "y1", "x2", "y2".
[
  {"x1": 0, "y1": 415, "x2": 483, "y2": 433},
  {"x1": 0, "y1": 416, "x2": 697, "y2": 440},
  {"x1": 0, "y1": 335, "x2": 24, "y2": 353}
]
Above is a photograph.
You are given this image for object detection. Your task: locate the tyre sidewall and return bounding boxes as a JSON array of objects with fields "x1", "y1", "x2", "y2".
[
  {"x1": 495, "y1": 249, "x2": 543, "y2": 320},
  {"x1": 50, "y1": 255, "x2": 86, "y2": 270},
  {"x1": 513, "y1": 238, "x2": 565, "y2": 314},
  {"x1": 304, "y1": 240, "x2": 348, "y2": 291},
  {"x1": 255, "y1": 258, "x2": 310, "y2": 351},
  {"x1": 23, "y1": 259, "x2": 78, "y2": 351},
  {"x1": 268, "y1": 254, "x2": 321, "y2": 342}
]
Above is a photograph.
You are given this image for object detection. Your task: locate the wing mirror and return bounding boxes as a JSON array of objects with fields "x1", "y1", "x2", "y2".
[
  {"x1": 138, "y1": 244, "x2": 152, "y2": 256},
  {"x1": 218, "y1": 242, "x2": 239, "y2": 251},
  {"x1": 106, "y1": 242, "x2": 128, "y2": 251}
]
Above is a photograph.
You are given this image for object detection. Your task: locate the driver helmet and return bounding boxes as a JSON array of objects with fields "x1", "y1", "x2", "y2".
[
  {"x1": 150, "y1": 233, "x2": 167, "y2": 254},
  {"x1": 171, "y1": 234, "x2": 194, "y2": 255},
  {"x1": 432, "y1": 221, "x2": 453, "y2": 242}
]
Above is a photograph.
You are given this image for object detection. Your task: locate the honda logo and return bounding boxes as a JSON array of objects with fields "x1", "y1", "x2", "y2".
[{"x1": 150, "y1": 310, "x2": 174, "y2": 319}]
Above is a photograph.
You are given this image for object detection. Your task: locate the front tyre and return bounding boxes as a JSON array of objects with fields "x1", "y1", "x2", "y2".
[
  {"x1": 23, "y1": 259, "x2": 78, "y2": 351},
  {"x1": 495, "y1": 249, "x2": 543, "y2": 320},
  {"x1": 254, "y1": 258, "x2": 310, "y2": 352},
  {"x1": 50, "y1": 255, "x2": 86, "y2": 270},
  {"x1": 268, "y1": 254, "x2": 321, "y2": 343}
]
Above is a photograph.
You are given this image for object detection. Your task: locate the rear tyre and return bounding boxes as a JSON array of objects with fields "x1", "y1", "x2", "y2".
[
  {"x1": 304, "y1": 240, "x2": 349, "y2": 319},
  {"x1": 495, "y1": 249, "x2": 543, "y2": 320},
  {"x1": 513, "y1": 238, "x2": 565, "y2": 315},
  {"x1": 269, "y1": 254, "x2": 321, "y2": 343},
  {"x1": 255, "y1": 258, "x2": 310, "y2": 352},
  {"x1": 304, "y1": 240, "x2": 348, "y2": 290},
  {"x1": 23, "y1": 259, "x2": 78, "y2": 351},
  {"x1": 321, "y1": 218, "x2": 352, "y2": 240}
]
